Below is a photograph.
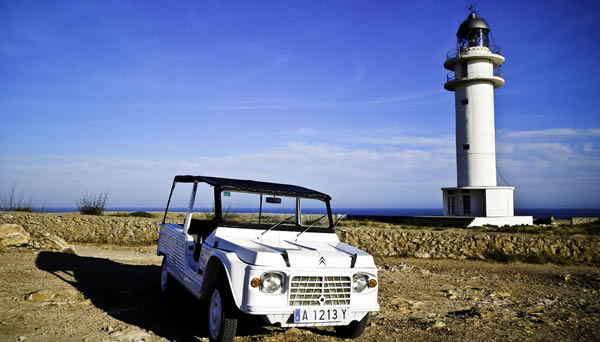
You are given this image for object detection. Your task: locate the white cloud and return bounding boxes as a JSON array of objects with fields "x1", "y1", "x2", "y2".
[
  {"x1": 495, "y1": 129, "x2": 600, "y2": 207},
  {"x1": 282, "y1": 128, "x2": 317, "y2": 136},
  {"x1": 0, "y1": 142, "x2": 455, "y2": 208},
  {"x1": 368, "y1": 89, "x2": 443, "y2": 105},
  {"x1": 2, "y1": 126, "x2": 599, "y2": 209},
  {"x1": 500, "y1": 128, "x2": 600, "y2": 139},
  {"x1": 351, "y1": 135, "x2": 454, "y2": 147},
  {"x1": 497, "y1": 142, "x2": 573, "y2": 156},
  {"x1": 583, "y1": 142, "x2": 596, "y2": 152}
]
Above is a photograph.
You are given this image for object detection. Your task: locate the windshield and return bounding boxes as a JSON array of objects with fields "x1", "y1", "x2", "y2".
[{"x1": 220, "y1": 190, "x2": 332, "y2": 232}]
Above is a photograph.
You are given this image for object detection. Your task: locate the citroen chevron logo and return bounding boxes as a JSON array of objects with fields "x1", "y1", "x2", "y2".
[{"x1": 318, "y1": 256, "x2": 326, "y2": 266}]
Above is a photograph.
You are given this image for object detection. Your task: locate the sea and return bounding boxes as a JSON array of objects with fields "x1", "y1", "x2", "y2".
[{"x1": 35, "y1": 207, "x2": 600, "y2": 220}]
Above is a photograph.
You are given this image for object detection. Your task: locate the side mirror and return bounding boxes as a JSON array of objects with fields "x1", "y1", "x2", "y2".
[
  {"x1": 266, "y1": 197, "x2": 282, "y2": 204},
  {"x1": 333, "y1": 213, "x2": 346, "y2": 229}
]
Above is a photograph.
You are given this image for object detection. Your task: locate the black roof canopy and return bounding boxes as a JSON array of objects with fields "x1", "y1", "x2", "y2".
[
  {"x1": 173, "y1": 175, "x2": 331, "y2": 200},
  {"x1": 457, "y1": 11, "x2": 490, "y2": 38}
]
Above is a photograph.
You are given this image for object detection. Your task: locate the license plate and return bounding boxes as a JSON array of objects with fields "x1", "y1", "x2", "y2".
[{"x1": 294, "y1": 308, "x2": 347, "y2": 323}]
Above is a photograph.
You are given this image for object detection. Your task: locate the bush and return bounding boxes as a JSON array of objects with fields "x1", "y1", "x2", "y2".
[
  {"x1": 76, "y1": 192, "x2": 107, "y2": 215},
  {"x1": 109, "y1": 211, "x2": 155, "y2": 218},
  {"x1": 128, "y1": 211, "x2": 155, "y2": 218},
  {"x1": 0, "y1": 184, "x2": 35, "y2": 212}
]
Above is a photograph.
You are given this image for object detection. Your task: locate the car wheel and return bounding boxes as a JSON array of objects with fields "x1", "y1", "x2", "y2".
[
  {"x1": 160, "y1": 257, "x2": 172, "y2": 295},
  {"x1": 334, "y1": 313, "x2": 369, "y2": 339},
  {"x1": 207, "y1": 286, "x2": 237, "y2": 342}
]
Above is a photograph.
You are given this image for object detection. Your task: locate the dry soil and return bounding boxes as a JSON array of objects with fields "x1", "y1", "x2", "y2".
[{"x1": 0, "y1": 244, "x2": 599, "y2": 341}]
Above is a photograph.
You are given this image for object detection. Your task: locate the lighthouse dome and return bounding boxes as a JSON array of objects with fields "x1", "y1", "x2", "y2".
[
  {"x1": 457, "y1": 11, "x2": 490, "y2": 37},
  {"x1": 456, "y1": 11, "x2": 491, "y2": 50}
]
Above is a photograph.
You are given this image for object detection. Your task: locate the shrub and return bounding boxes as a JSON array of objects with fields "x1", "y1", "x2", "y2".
[
  {"x1": 76, "y1": 192, "x2": 107, "y2": 215},
  {"x1": 13, "y1": 207, "x2": 34, "y2": 212},
  {"x1": 0, "y1": 184, "x2": 35, "y2": 212},
  {"x1": 129, "y1": 211, "x2": 155, "y2": 218},
  {"x1": 109, "y1": 211, "x2": 155, "y2": 218}
]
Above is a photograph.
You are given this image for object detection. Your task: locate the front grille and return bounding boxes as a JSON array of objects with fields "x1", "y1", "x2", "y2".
[{"x1": 289, "y1": 276, "x2": 351, "y2": 306}]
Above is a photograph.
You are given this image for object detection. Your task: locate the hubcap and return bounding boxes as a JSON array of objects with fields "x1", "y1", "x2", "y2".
[{"x1": 209, "y1": 289, "x2": 222, "y2": 339}]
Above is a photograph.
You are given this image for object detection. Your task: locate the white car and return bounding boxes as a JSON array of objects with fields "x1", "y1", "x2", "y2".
[{"x1": 157, "y1": 175, "x2": 379, "y2": 342}]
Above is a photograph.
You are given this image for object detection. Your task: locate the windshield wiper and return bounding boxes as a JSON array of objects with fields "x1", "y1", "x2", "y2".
[
  {"x1": 296, "y1": 214, "x2": 328, "y2": 239},
  {"x1": 261, "y1": 214, "x2": 296, "y2": 236}
]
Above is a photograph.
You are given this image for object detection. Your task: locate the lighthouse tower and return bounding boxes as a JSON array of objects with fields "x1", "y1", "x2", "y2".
[{"x1": 441, "y1": 10, "x2": 531, "y2": 225}]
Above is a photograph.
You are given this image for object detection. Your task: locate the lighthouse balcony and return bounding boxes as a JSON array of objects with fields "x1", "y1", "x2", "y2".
[
  {"x1": 444, "y1": 68, "x2": 504, "y2": 90},
  {"x1": 444, "y1": 46, "x2": 504, "y2": 70},
  {"x1": 446, "y1": 44, "x2": 501, "y2": 60}
]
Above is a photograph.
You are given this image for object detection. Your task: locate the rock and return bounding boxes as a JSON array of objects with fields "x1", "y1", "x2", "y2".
[
  {"x1": 285, "y1": 327, "x2": 303, "y2": 335},
  {"x1": 433, "y1": 320, "x2": 446, "y2": 329},
  {"x1": 0, "y1": 224, "x2": 30, "y2": 248},
  {"x1": 389, "y1": 297, "x2": 406, "y2": 305},
  {"x1": 25, "y1": 288, "x2": 84, "y2": 303},
  {"x1": 414, "y1": 251, "x2": 431, "y2": 259},
  {"x1": 40, "y1": 235, "x2": 75, "y2": 253},
  {"x1": 109, "y1": 328, "x2": 151, "y2": 342},
  {"x1": 531, "y1": 305, "x2": 545, "y2": 312}
]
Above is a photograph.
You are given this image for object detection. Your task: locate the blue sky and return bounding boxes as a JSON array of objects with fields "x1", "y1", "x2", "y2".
[{"x1": 1, "y1": 0, "x2": 599, "y2": 208}]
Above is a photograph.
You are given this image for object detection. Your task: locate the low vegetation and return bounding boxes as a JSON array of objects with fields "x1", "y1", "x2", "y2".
[
  {"x1": 108, "y1": 211, "x2": 156, "y2": 218},
  {"x1": 76, "y1": 192, "x2": 107, "y2": 215},
  {"x1": 0, "y1": 184, "x2": 36, "y2": 212}
]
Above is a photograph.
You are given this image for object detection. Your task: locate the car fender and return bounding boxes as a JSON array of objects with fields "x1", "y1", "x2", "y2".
[{"x1": 200, "y1": 247, "x2": 247, "y2": 310}]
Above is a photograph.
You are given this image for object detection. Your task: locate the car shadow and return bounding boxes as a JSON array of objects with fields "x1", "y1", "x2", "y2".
[{"x1": 35, "y1": 251, "x2": 274, "y2": 341}]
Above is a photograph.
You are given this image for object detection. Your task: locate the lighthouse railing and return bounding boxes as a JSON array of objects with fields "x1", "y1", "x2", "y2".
[
  {"x1": 446, "y1": 44, "x2": 502, "y2": 60},
  {"x1": 446, "y1": 67, "x2": 502, "y2": 82},
  {"x1": 493, "y1": 67, "x2": 502, "y2": 78}
]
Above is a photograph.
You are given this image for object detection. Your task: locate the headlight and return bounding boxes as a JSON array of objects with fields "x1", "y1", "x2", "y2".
[
  {"x1": 260, "y1": 272, "x2": 284, "y2": 294},
  {"x1": 352, "y1": 274, "x2": 368, "y2": 293}
]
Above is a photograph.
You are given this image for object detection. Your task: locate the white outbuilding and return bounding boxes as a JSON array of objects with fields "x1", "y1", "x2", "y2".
[{"x1": 442, "y1": 10, "x2": 532, "y2": 226}]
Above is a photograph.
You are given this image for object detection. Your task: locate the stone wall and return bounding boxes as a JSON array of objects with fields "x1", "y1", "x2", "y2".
[
  {"x1": 336, "y1": 227, "x2": 599, "y2": 265},
  {"x1": 1, "y1": 212, "x2": 599, "y2": 265},
  {"x1": 571, "y1": 217, "x2": 599, "y2": 225},
  {"x1": 0, "y1": 212, "x2": 161, "y2": 245},
  {"x1": 543, "y1": 217, "x2": 600, "y2": 226}
]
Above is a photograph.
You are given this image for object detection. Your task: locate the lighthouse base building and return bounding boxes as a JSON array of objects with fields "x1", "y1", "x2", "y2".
[
  {"x1": 441, "y1": 187, "x2": 531, "y2": 226},
  {"x1": 440, "y1": 10, "x2": 532, "y2": 227}
]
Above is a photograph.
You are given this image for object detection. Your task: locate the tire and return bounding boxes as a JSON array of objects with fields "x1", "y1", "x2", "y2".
[
  {"x1": 334, "y1": 313, "x2": 369, "y2": 339},
  {"x1": 207, "y1": 286, "x2": 238, "y2": 342},
  {"x1": 160, "y1": 257, "x2": 173, "y2": 295}
]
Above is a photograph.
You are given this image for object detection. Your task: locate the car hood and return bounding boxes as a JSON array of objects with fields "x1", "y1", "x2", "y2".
[{"x1": 204, "y1": 227, "x2": 375, "y2": 269}]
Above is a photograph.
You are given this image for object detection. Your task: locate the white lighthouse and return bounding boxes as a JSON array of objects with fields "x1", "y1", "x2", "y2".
[{"x1": 441, "y1": 10, "x2": 532, "y2": 226}]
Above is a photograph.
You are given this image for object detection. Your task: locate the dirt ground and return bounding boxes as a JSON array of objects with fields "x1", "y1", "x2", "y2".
[{"x1": 0, "y1": 244, "x2": 599, "y2": 342}]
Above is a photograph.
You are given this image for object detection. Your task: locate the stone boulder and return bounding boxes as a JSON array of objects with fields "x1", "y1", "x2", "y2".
[
  {"x1": 25, "y1": 288, "x2": 84, "y2": 303},
  {"x1": 0, "y1": 224, "x2": 30, "y2": 248},
  {"x1": 38, "y1": 234, "x2": 75, "y2": 253}
]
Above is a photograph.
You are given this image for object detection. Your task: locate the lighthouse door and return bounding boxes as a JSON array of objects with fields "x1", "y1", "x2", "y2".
[
  {"x1": 448, "y1": 194, "x2": 456, "y2": 215},
  {"x1": 463, "y1": 194, "x2": 471, "y2": 215}
]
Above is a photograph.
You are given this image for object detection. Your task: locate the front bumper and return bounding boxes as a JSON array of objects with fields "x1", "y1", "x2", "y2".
[
  {"x1": 238, "y1": 267, "x2": 379, "y2": 327},
  {"x1": 262, "y1": 309, "x2": 373, "y2": 327}
]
